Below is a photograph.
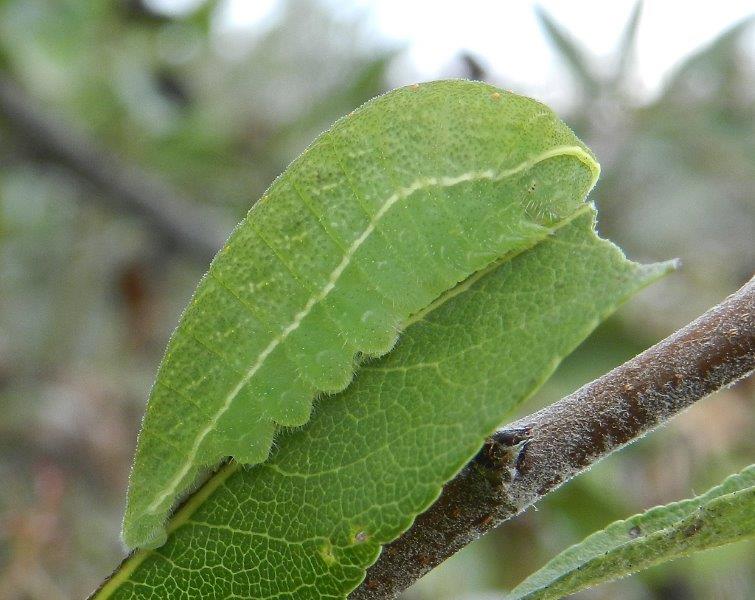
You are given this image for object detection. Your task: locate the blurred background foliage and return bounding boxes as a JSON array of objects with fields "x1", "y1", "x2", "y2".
[{"x1": 0, "y1": 1, "x2": 752, "y2": 598}]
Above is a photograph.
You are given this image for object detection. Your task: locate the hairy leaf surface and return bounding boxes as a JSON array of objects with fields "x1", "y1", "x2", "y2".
[
  {"x1": 97, "y1": 209, "x2": 671, "y2": 599},
  {"x1": 123, "y1": 80, "x2": 605, "y2": 549},
  {"x1": 507, "y1": 465, "x2": 755, "y2": 600}
]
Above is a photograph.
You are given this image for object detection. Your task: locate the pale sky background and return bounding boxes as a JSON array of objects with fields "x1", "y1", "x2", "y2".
[{"x1": 150, "y1": 0, "x2": 755, "y2": 107}]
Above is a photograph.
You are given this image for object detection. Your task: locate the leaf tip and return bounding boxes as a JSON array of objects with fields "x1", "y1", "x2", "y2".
[{"x1": 121, "y1": 513, "x2": 168, "y2": 551}]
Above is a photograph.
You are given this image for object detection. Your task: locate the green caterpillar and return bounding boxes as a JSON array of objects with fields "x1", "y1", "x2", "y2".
[{"x1": 123, "y1": 80, "x2": 599, "y2": 549}]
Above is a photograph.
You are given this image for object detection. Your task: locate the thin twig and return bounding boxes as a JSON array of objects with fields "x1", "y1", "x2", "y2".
[
  {"x1": 0, "y1": 74, "x2": 230, "y2": 262},
  {"x1": 353, "y1": 275, "x2": 755, "y2": 599}
]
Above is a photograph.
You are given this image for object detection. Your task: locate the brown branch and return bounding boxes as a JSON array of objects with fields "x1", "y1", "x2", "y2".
[
  {"x1": 0, "y1": 74, "x2": 230, "y2": 262},
  {"x1": 352, "y1": 275, "x2": 755, "y2": 599}
]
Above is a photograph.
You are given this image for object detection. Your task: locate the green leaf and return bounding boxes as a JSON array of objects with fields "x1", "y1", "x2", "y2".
[
  {"x1": 507, "y1": 465, "x2": 755, "y2": 600},
  {"x1": 95, "y1": 208, "x2": 670, "y2": 599},
  {"x1": 535, "y1": 7, "x2": 599, "y2": 96},
  {"x1": 612, "y1": 1, "x2": 643, "y2": 87},
  {"x1": 123, "y1": 80, "x2": 607, "y2": 549}
]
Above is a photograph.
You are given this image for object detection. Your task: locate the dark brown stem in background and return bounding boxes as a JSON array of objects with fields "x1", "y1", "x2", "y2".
[
  {"x1": 0, "y1": 74, "x2": 230, "y2": 262},
  {"x1": 352, "y1": 275, "x2": 755, "y2": 599}
]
